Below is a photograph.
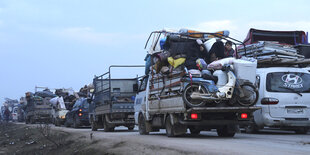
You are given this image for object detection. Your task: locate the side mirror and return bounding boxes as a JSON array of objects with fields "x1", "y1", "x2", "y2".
[{"x1": 133, "y1": 84, "x2": 139, "y2": 92}]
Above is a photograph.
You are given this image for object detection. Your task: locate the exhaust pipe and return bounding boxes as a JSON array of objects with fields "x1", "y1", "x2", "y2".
[{"x1": 190, "y1": 92, "x2": 226, "y2": 101}]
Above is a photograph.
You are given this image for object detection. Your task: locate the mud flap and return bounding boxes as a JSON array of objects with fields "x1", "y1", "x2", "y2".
[
  {"x1": 169, "y1": 114, "x2": 187, "y2": 136},
  {"x1": 145, "y1": 121, "x2": 153, "y2": 133}
]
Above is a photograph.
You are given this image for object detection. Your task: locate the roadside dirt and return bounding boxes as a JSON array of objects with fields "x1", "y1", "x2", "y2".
[
  {"x1": 0, "y1": 122, "x2": 195, "y2": 155},
  {"x1": 0, "y1": 122, "x2": 102, "y2": 155},
  {"x1": 1, "y1": 122, "x2": 309, "y2": 155}
]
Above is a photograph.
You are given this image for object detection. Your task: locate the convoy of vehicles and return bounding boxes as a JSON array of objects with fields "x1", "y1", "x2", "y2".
[
  {"x1": 2, "y1": 28, "x2": 310, "y2": 138},
  {"x1": 89, "y1": 65, "x2": 143, "y2": 131}
]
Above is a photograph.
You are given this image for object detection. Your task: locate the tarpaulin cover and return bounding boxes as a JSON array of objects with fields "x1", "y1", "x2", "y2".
[{"x1": 243, "y1": 28, "x2": 308, "y2": 46}]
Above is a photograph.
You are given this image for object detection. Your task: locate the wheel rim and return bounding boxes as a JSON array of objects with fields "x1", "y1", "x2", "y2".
[
  {"x1": 238, "y1": 84, "x2": 258, "y2": 106},
  {"x1": 184, "y1": 85, "x2": 206, "y2": 107}
]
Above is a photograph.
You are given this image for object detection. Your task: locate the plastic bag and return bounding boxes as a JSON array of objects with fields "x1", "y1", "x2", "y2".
[
  {"x1": 196, "y1": 58, "x2": 207, "y2": 70},
  {"x1": 168, "y1": 57, "x2": 186, "y2": 68}
]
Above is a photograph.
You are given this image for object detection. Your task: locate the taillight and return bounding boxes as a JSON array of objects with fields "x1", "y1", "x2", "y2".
[
  {"x1": 241, "y1": 113, "x2": 248, "y2": 119},
  {"x1": 79, "y1": 109, "x2": 82, "y2": 112},
  {"x1": 78, "y1": 113, "x2": 82, "y2": 117},
  {"x1": 261, "y1": 97, "x2": 279, "y2": 105},
  {"x1": 191, "y1": 113, "x2": 198, "y2": 119}
]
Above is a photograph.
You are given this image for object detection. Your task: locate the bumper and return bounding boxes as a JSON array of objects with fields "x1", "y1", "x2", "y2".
[
  {"x1": 34, "y1": 114, "x2": 52, "y2": 120},
  {"x1": 262, "y1": 113, "x2": 310, "y2": 127},
  {"x1": 179, "y1": 119, "x2": 251, "y2": 126},
  {"x1": 187, "y1": 106, "x2": 261, "y2": 113},
  {"x1": 180, "y1": 106, "x2": 261, "y2": 126}
]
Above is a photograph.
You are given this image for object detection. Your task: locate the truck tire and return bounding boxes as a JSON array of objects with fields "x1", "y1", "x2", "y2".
[
  {"x1": 128, "y1": 125, "x2": 134, "y2": 131},
  {"x1": 73, "y1": 117, "x2": 79, "y2": 128},
  {"x1": 183, "y1": 84, "x2": 206, "y2": 107},
  {"x1": 138, "y1": 114, "x2": 149, "y2": 135},
  {"x1": 217, "y1": 125, "x2": 236, "y2": 137},
  {"x1": 165, "y1": 115, "x2": 177, "y2": 137},
  {"x1": 103, "y1": 117, "x2": 114, "y2": 132},
  {"x1": 25, "y1": 117, "x2": 29, "y2": 124},
  {"x1": 245, "y1": 123, "x2": 259, "y2": 134},
  {"x1": 54, "y1": 118, "x2": 60, "y2": 127},
  {"x1": 64, "y1": 120, "x2": 70, "y2": 127},
  {"x1": 189, "y1": 127, "x2": 201, "y2": 135},
  {"x1": 237, "y1": 82, "x2": 258, "y2": 107},
  {"x1": 294, "y1": 127, "x2": 308, "y2": 134},
  {"x1": 91, "y1": 120, "x2": 98, "y2": 131},
  {"x1": 30, "y1": 117, "x2": 35, "y2": 124}
]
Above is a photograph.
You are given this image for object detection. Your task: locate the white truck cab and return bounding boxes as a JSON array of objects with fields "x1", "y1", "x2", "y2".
[{"x1": 247, "y1": 67, "x2": 310, "y2": 134}]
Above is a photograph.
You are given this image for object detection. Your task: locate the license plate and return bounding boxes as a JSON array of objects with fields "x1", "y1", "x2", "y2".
[
  {"x1": 128, "y1": 115, "x2": 134, "y2": 118},
  {"x1": 287, "y1": 108, "x2": 304, "y2": 114}
]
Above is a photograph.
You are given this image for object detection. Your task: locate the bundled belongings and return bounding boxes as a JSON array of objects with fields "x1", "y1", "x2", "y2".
[
  {"x1": 239, "y1": 41, "x2": 310, "y2": 67},
  {"x1": 35, "y1": 89, "x2": 57, "y2": 98},
  {"x1": 143, "y1": 29, "x2": 258, "y2": 107},
  {"x1": 240, "y1": 28, "x2": 310, "y2": 67}
]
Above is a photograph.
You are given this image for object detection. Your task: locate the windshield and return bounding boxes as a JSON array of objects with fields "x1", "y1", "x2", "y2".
[
  {"x1": 266, "y1": 72, "x2": 310, "y2": 93},
  {"x1": 82, "y1": 100, "x2": 89, "y2": 109}
]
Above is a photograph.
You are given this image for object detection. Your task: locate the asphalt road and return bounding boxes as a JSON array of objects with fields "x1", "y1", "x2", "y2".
[{"x1": 52, "y1": 125, "x2": 310, "y2": 155}]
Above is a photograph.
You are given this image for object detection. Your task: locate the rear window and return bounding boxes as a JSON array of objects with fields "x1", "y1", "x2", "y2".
[{"x1": 266, "y1": 72, "x2": 310, "y2": 93}]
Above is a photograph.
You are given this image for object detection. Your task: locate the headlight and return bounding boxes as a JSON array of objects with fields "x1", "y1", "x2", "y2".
[{"x1": 60, "y1": 115, "x2": 66, "y2": 119}]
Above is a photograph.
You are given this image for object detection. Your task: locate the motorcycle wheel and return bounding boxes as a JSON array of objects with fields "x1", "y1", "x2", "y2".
[
  {"x1": 183, "y1": 84, "x2": 207, "y2": 107},
  {"x1": 237, "y1": 82, "x2": 259, "y2": 107}
]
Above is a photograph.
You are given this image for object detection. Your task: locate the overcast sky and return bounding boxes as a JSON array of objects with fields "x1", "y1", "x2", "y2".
[{"x1": 1, "y1": 0, "x2": 310, "y2": 106}]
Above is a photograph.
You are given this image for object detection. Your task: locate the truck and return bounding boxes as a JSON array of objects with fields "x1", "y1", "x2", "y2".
[
  {"x1": 134, "y1": 29, "x2": 261, "y2": 137},
  {"x1": 50, "y1": 96, "x2": 68, "y2": 126},
  {"x1": 24, "y1": 92, "x2": 54, "y2": 124},
  {"x1": 89, "y1": 65, "x2": 144, "y2": 131},
  {"x1": 24, "y1": 88, "x2": 55, "y2": 124}
]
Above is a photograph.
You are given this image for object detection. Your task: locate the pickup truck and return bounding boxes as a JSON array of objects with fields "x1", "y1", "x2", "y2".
[
  {"x1": 134, "y1": 30, "x2": 260, "y2": 137},
  {"x1": 89, "y1": 65, "x2": 144, "y2": 131}
]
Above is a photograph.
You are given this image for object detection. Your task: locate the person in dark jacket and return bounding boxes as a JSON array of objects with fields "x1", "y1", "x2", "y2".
[
  {"x1": 4, "y1": 107, "x2": 10, "y2": 122},
  {"x1": 224, "y1": 41, "x2": 235, "y2": 58}
]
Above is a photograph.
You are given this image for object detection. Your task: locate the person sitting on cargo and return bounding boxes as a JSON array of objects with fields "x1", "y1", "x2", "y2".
[
  {"x1": 224, "y1": 41, "x2": 235, "y2": 58},
  {"x1": 184, "y1": 39, "x2": 208, "y2": 70},
  {"x1": 205, "y1": 40, "x2": 225, "y2": 64}
]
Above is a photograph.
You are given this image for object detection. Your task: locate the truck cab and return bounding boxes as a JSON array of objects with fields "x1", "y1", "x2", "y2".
[
  {"x1": 247, "y1": 67, "x2": 310, "y2": 134},
  {"x1": 50, "y1": 96, "x2": 68, "y2": 126}
]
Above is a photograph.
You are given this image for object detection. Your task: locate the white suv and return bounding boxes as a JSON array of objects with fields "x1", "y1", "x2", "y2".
[{"x1": 246, "y1": 67, "x2": 310, "y2": 134}]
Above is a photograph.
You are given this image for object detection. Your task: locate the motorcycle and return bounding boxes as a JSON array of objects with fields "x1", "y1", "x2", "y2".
[{"x1": 182, "y1": 64, "x2": 259, "y2": 107}]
